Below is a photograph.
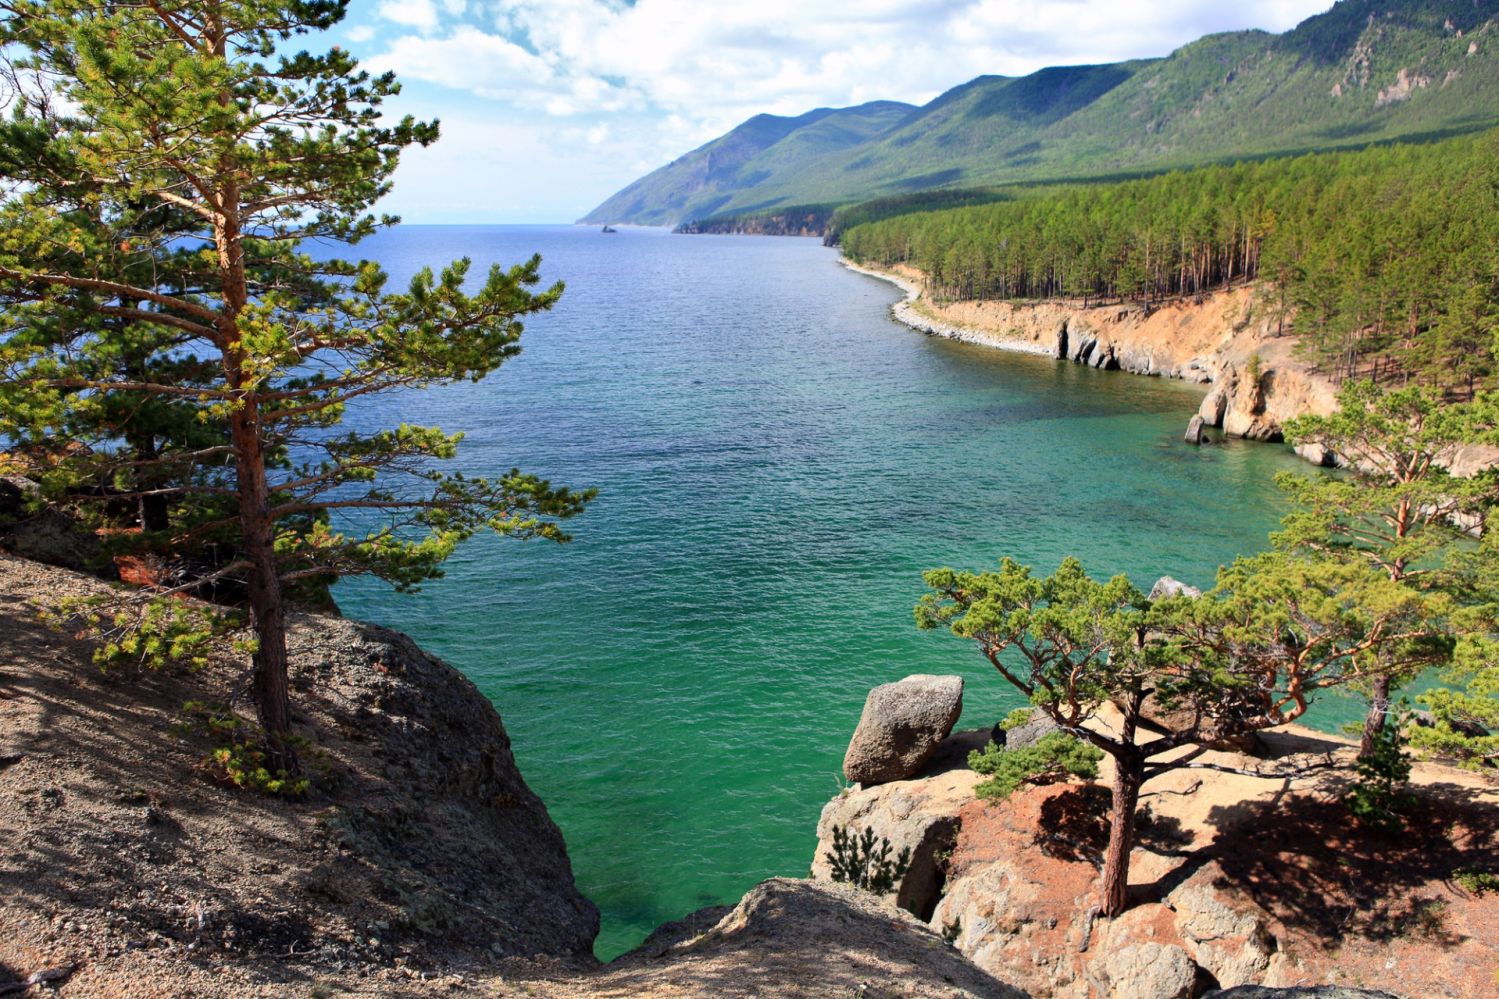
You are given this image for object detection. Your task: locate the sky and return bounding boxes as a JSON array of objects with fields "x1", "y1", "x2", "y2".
[{"x1": 340, "y1": 0, "x2": 1338, "y2": 224}]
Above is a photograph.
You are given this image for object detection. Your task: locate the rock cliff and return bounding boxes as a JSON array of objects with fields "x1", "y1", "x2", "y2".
[
  {"x1": 0, "y1": 552, "x2": 598, "y2": 994},
  {"x1": 846, "y1": 262, "x2": 1340, "y2": 451},
  {"x1": 0, "y1": 553, "x2": 1024, "y2": 998}
]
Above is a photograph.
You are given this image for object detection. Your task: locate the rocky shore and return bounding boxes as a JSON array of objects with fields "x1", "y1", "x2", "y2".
[
  {"x1": 842, "y1": 259, "x2": 1339, "y2": 457},
  {"x1": 5, "y1": 545, "x2": 1494, "y2": 997},
  {"x1": 809, "y1": 673, "x2": 1499, "y2": 999}
]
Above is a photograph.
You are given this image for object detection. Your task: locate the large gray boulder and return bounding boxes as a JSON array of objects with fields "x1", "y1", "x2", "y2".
[{"x1": 842, "y1": 674, "x2": 964, "y2": 785}]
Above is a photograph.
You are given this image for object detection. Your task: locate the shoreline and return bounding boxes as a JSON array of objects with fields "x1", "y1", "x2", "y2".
[
  {"x1": 839, "y1": 258, "x2": 1057, "y2": 358},
  {"x1": 840, "y1": 254, "x2": 1343, "y2": 457}
]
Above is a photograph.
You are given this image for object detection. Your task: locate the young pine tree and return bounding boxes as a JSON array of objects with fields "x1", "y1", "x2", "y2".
[
  {"x1": 1279, "y1": 380, "x2": 1495, "y2": 757},
  {"x1": 0, "y1": 0, "x2": 591, "y2": 772}
]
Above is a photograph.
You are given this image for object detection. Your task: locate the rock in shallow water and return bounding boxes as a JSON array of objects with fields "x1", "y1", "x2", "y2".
[
  {"x1": 1185, "y1": 414, "x2": 1207, "y2": 444},
  {"x1": 843, "y1": 674, "x2": 963, "y2": 785}
]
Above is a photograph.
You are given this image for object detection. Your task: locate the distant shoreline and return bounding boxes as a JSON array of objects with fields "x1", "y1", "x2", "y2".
[
  {"x1": 839, "y1": 257, "x2": 1056, "y2": 358},
  {"x1": 838, "y1": 253, "x2": 1348, "y2": 462}
]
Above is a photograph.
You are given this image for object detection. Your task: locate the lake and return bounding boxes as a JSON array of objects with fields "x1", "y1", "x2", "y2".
[{"x1": 333, "y1": 224, "x2": 1333, "y2": 958}]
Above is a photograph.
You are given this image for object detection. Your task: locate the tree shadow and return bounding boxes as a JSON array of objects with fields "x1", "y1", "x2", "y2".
[
  {"x1": 1035, "y1": 785, "x2": 1109, "y2": 865},
  {"x1": 1198, "y1": 784, "x2": 1495, "y2": 947}
]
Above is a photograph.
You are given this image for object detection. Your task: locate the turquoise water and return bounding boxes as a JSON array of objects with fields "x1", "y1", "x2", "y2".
[{"x1": 333, "y1": 225, "x2": 1340, "y2": 958}]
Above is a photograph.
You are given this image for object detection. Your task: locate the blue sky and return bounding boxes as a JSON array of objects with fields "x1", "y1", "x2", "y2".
[{"x1": 340, "y1": 0, "x2": 1337, "y2": 224}]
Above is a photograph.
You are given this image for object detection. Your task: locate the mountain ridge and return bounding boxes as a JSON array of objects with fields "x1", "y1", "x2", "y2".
[{"x1": 580, "y1": 0, "x2": 1499, "y2": 227}]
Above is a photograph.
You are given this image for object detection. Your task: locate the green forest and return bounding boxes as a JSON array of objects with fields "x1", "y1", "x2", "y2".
[{"x1": 840, "y1": 132, "x2": 1499, "y2": 393}]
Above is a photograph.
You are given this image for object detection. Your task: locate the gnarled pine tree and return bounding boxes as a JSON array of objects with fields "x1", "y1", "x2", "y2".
[
  {"x1": 918, "y1": 553, "x2": 1449, "y2": 916},
  {"x1": 0, "y1": 0, "x2": 591, "y2": 772}
]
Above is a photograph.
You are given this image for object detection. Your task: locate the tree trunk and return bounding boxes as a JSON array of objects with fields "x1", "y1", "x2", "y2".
[
  {"x1": 1358, "y1": 674, "x2": 1392, "y2": 759},
  {"x1": 1100, "y1": 753, "x2": 1144, "y2": 917},
  {"x1": 231, "y1": 407, "x2": 296, "y2": 772},
  {"x1": 209, "y1": 121, "x2": 296, "y2": 772}
]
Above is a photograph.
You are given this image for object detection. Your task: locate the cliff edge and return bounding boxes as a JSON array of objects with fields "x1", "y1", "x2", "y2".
[
  {"x1": 812, "y1": 719, "x2": 1499, "y2": 998},
  {"x1": 0, "y1": 553, "x2": 1027, "y2": 998},
  {"x1": 0, "y1": 552, "x2": 599, "y2": 995}
]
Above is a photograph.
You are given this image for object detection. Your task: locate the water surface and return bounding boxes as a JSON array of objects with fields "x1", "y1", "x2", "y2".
[{"x1": 334, "y1": 225, "x2": 1329, "y2": 957}]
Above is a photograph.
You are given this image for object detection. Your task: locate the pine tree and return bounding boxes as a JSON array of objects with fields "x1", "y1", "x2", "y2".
[
  {"x1": 918, "y1": 552, "x2": 1448, "y2": 916},
  {"x1": 0, "y1": 0, "x2": 591, "y2": 773},
  {"x1": 1279, "y1": 381, "x2": 1494, "y2": 756}
]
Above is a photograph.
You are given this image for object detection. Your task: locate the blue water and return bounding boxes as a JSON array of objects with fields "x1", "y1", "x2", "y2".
[{"x1": 332, "y1": 225, "x2": 1330, "y2": 958}]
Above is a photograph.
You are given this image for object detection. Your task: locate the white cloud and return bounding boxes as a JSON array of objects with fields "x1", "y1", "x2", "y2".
[
  {"x1": 367, "y1": 25, "x2": 563, "y2": 103},
  {"x1": 378, "y1": 0, "x2": 440, "y2": 32},
  {"x1": 357, "y1": 0, "x2": 1335, "y2": 220}
]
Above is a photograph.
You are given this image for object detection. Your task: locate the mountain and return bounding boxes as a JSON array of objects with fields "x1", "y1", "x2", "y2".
[
  {"x1": 580, "y1": 101, "x2": 915, "y2": 226},
  {"x1": 579, "y1": 0, "x2": 1499, "y2": 227}
]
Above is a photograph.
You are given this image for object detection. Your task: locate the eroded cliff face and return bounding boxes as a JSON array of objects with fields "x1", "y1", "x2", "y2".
[
  {"x1": 846, "y1": 262, "x2": 1340, "y2": 450},
  {"x1": 0, "y1": 553, "x2": 598, "y2": 996}
]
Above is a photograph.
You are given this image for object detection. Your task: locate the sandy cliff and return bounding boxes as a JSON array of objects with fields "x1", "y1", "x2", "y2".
[{"x1": 845, "y1": 261, "x2": 1340, "y2": 453}]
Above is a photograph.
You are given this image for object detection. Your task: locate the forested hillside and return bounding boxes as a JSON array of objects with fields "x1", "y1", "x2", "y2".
[
  {"x1": 580, "y1": 101, "x2": 914, "y2": 227},
  {"x1": 583, "y1": 0, "x2": 1499, "y2": 227},
  {"x1": 840, "y1": 131, "x2": 1499, "y2": 393}
]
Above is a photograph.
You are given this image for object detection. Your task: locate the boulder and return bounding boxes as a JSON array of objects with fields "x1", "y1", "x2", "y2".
[
  {"x1": 1150, "y1": 576, "x2": 1203, "y2": 600},
  {"x1": 607, "y1": 878, "x2": 1027, "y2": 999},
  {"x1": 997, "y1": 711, "x2": 1061, "y2": 752},
  {"x1": 1167, "y1": 861, "x2": 1277, "y2": 987},
  {"x1": 1089, "y1": 942, "x2": 1198, "y2": 999},
  {"x1": 1185, "y1": 414, "x2": 1207, "y2": 444},
  {"x1": 842, "y1": 674, "x2": 963, "y2": 785},
  {"x1": 814, "y1": 729, "x2": 988, "y2": 918}
]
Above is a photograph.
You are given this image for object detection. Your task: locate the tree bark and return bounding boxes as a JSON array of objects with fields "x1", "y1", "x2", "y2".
[
  {"x1": 1358, "y1": 674, "x2": 1392, "y2": 759},
  {"x1": 1100, "y1": 752, "x2": 1144, "y2": 917}
]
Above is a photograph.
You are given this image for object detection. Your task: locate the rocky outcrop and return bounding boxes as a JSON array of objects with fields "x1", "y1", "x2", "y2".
[
  {"x1": 0, "y1": 552, "x2": 597, "y2": 996},
  {"x1": 1089, "y1": 942, "x2": 1198, "y2": 999},
  {"x1": 843, "y1": 673, "x2": 964, "y2": 784},
  {"x1": 590, "y1": 878, "x2": 1028, "y2": 998},
  {"x1": 0, "y1": 475, "x2": 105, "y2": 575},
  {"x1": 1166, "y1": 862, "x2": 1278, "y2": 988},
  {"x1": 814, "y1": 729, "x2": 989, "y2": 918},
  {"x1": 812, "y1": 696, "x2": 1499, "y2": 999}
]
